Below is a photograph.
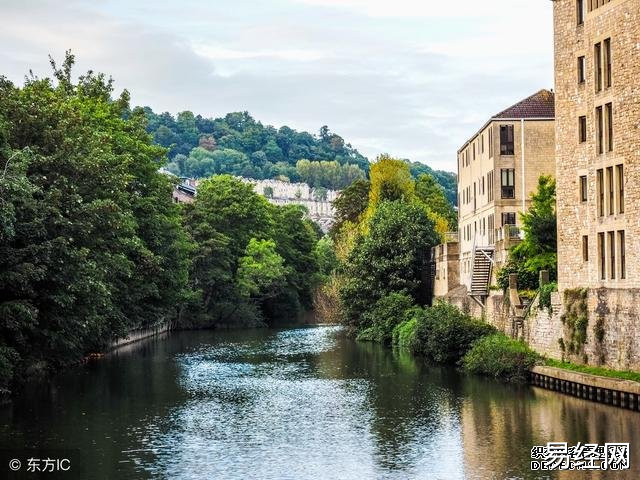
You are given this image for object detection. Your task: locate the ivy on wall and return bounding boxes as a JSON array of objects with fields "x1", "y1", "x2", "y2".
[{"x1": 559, "y1": 288, "x2": 589, "y2": 362}]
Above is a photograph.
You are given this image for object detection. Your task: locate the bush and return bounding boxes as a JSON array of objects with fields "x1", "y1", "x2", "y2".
[
  {"x1": 392, "y1": 316, "x2": 419, "y2": 348},
  {"x1": 462, "y1": 333, "x2": 540, "y2": 382},
  {"x1": 411, "y1": 302, "x2": 496, "y2": 363},
  {"x1": 356, "y1": 292, "x2": 417, "y2": 344}
]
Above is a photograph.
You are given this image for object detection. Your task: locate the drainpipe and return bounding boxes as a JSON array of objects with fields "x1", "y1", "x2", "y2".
[{"x1": 521, "y1": 118, "x2": 526, "y2": 238}]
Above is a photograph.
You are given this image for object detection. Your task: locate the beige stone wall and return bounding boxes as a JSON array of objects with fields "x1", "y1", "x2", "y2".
[
  {"x1": 457, "y1": 120, "x2": 555, "y2": 287},
  {"x1": 554, "y1": 0, "x2": 639, "y2": 291},
  {"x1": 432, "y1": 241, "x2": 460, "y2": 297}
]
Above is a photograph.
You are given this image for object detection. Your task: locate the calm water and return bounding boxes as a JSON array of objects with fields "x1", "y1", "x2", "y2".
[{"x1": 1, "y1": 326, "x2": 639, "y2": 479}]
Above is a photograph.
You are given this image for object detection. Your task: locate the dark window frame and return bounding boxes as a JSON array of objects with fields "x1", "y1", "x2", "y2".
[
  {"x1": 580, "y1": 175, "x2": 588, "y2": 202},
  {"x1": 500, "y1": 125, "x2": 515, "y2": 156}
]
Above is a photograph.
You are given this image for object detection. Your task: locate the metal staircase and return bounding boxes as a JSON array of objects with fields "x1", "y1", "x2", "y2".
[{"x1": 470, "y1": 246, "x2": 495, "y2": 299}]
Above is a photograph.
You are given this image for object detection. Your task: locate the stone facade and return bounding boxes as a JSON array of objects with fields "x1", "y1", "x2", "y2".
[
  {"x1": 554, "y1": 0, "x2": 638, "y2": 292},
  {"x1": 552, "y1": 0, "x2": 640, "y2": 369},
  {"x1": 457, "y1": 92, "x2": 556, "y2": 288},
  {"x1": 242, "y1": 178, "x2": 337, "y2": 232},
  {"x1": 431, "y1": 238, "x2": 460, "y2": 297}
]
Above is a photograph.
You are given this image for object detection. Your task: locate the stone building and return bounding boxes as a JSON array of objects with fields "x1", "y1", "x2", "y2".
[
  {"x1": 242, "y1": 178, "x2": 338, "y2": 232},
  {"x1": 549, "y1": 0, "x2": 640, "y2": 369},
  {"x1": 455, "y1": 90, "x2": 556, "y2": 302}
]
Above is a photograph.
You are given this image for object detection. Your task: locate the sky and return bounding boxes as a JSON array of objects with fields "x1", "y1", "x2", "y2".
[{"x1": 0, "y1": 0, "x2": 553, "y2": 172}]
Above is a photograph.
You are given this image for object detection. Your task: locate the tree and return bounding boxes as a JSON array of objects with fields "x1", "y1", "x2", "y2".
[
  {"x1": 237, "y1": 239, "x2": 287, "y2": 299},
  {"x1": 415, "y1": 173, "x2": 457, "y2": 231},
  {"x1": 367, "y1": 155, "x2": 415, "y2": 216},
  {"x1": 512, "y1": 175, "x2": 557, "y2": 277},
  {"x1": 340, "y1": 201, "x2": 440, "y2": 332},
  {"x1": 330, "y1": 179, "x2": 370, "y2": 238},
  {"x1": 0, "y1": 54, "x2": 191, "y2": 390}
]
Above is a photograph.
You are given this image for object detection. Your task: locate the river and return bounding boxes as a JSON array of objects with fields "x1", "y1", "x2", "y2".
[{"x1": 1, "y1": 326, "x2": 639, "y2": 479}]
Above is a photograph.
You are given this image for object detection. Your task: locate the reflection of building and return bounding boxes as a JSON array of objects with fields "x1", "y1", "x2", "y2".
[{"x1": 242, "y1": 178, "x2": 337, "y2": 232}]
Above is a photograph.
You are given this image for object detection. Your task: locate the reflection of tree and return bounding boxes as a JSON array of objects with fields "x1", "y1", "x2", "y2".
[{"x1": 315, "y1": 334, "x2": 462, "y2": 472}]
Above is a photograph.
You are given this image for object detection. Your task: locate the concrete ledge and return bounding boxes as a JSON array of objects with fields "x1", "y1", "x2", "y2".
[{"x1": 532, "y1": 365, "x2": 640, "y2": 396}]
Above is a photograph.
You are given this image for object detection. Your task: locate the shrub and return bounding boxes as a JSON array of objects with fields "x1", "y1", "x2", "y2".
[
  {"x1": 392, "y1": 316, "x2": 419, "y2": 348},
  {"x1": 411, "y1": 302, "x2": 496, "y2": 363},
  {"x1": 356, "y1": 292, "x2": 417, "y2": 344},
  {"x1": 462, "y1": 333, "x2": 540, "y2": 382}
]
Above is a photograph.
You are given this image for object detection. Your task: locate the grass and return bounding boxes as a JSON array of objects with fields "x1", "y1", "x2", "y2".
[{"x1": 545, "y1": 358, "x2": 640, "y2": 383}]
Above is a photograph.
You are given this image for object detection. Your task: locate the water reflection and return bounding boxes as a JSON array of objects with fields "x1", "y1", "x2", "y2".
[{"x1": 1, "y1": 326, "x2": 638, "y2": 479}]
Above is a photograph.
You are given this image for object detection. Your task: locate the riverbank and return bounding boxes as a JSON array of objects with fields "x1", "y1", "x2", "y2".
[{"x1": 531, "y1": 365, "x2": 640, "y2": 411}]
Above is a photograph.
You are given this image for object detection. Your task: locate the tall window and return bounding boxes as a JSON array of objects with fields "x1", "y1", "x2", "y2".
[
  {"x1": 595, "y1": 42, "x2": 602, "y2": 92},
  {"x1": 596, "y1": 106, "x2": 603, "y2": 154},
  {"x1": 489, "y1": 128, "x2": 493, "y2": 157},
  {"x1": 502, "y1": 212, "x2": 516, "y2": 226},
  {"x1": 582, "y1": 235, "x2": 589, "y2": 262},
  {"x1": 598, "y1": 232, "x2": 605, "y2": 280},
  {"x1": 580, "y1": 175, "x2": 588, "y2": 202},
  {"x1": 577, "y1": 0, "x2": 585, "y2": 25},
  {"x1": 488, "y1": 214, "x2": 494, "y2": 244},
  {"x1": 487, "y1": 171, "x2": 494, "y2": 202},
  {"x1": 578, "y1": 56, "x2": 586, "y2": 83},
  {"x1": 609, "y1": 231, "x2": 616, "y2": 279},
  {"x1": 597, "y1": 169, "x2": 604, "y2": 216},
  {"x1": 617, "y1": 164, "x2": 624, "y2": 213},
  {"x1": 606, "y1": 103, "x2": 613, "y2": 151},
  {"x1": 604, "y1": 38, "x2": 612, "y2": 89},
  {"x1": 501, "y1": 168, "x2": 515, "y2": 199},
  {"x1": 619, "y1": 230, "x2": 626, "y2": 279},
  {"x1": 578, "y1": 115, "x2": 587, "y2": 143},
  {"x1": 500, "y1": 125, "x2": 514, "y2": 155},
  {"x1": 607, "y1": 166, "x2": 614, "y2": 215}
]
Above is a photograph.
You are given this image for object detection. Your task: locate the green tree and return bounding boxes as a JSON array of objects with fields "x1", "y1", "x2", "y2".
[
  {"x1": 237, "y1": 238, "x2": 287, "y2": 299},
  {"x1": 415, "y1": 173, "x2": 457, "y2": 231},
  {"x1": 340, "y1": 201, "x2": 440, "y2": 332}
]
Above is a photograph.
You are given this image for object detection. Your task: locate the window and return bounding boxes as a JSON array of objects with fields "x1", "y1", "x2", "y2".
[
  {"x1": 598, "y1": 232, "x2": 605, "y2": 280},
  {"x1": 489, "y1": 128, "x2": 493, "y2": 157},
  {"x1": 481, "y1": 134, "x2": 484, "y2": 154},
  {"x1": 577, "y1": 0, "x2": 585, "y2": 25},
  {"x1": 582, "y1": 235, "x2": 589, "y2": 262},
  {"x1": 578, "y1": 116, "x2": 587, "y2": 143},
  {"x1": 607, "y1": 166, "x2": 614, "y2": 215},
  {"x1": 596, "y1": 106, "x2": 603, "y2": 154},
  {"x1": 604, "y1": 38, "x2": 611, "y2": 89},
  {"x1": 487, "y1": 171, "x2": 494, "y2": 202},
  {"x1": 597, "y1": 169, "x2": 604, "y2": 216},
  {"x1": 501, "y1": 168, "x2": 515, "y2": 199},
  {"x1": 502, "y1": 212, "x2": 516, "y2": 226},
  {"x1": 609, "y1": 231, "x2": 616, "y2": 279},
  {"x1": 617, "y1": 164, "x2": 624, "y2": 213},
  {"x1": 500, "y1": 125, "x2": 514, "y2": 155},
  {"x1": 595, "y1": 42, "x2": 602, "y2": 93},
  {"x1": 619, "y1": 230, "x2": 626, "y2": 279},
  {"x1": 605, "y1": 103, "x2": 613, "y2": 152},
  {"x1": 580, "y1": 175, "x2": 587, "y2": 202},
  {"x1": 488, "y1": 214, "x2": 494, "y2": 244},
  {"x1": 481, "y1": 176, "x2": 485, "y2": 195},
  {"x1": 473, "y1": 143, "x2": 476, "y2": 161},
  {"x1": 578, "y1": 56, "x2": 586, "y2": 83}
]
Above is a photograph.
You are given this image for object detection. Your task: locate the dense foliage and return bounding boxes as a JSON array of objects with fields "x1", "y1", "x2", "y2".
[
  {"x1": 462, "y1": 333, "x2": 540, "y2": 382},
  {"x1": 497, "y1": 176, "x2": 557, "y2": 291},
  {"x1": 0, "y1": 54, "x2": 191, "y2": 392},
  {"x1": 181, "y1": 175, "x2": 321, "y2": 328},
  {"x1": 146, "y1": 109, "x2": 369, "y2": 188},
  {"x1": 410, "y1": 303, "x2": 496, "y2": 363},
  {"x1": 145, "y1": 107, "x2": 458, "y2": 201}
]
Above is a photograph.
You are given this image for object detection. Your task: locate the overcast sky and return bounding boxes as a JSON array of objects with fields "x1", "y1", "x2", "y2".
[{"x1": 1, "y1": 0, "x2": 553, "y2": 172}]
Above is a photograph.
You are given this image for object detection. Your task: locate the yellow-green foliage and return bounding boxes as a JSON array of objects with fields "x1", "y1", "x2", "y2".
[
  {"x1": 365, "y1": 155, "x2": 415, "y2": 223},
  {"x1": 392, "y1": 318, "x2": 418, "y2": 348}
]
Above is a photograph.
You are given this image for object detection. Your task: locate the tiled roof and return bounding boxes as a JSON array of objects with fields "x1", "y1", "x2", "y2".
[{"x1": 492, "y1": 89, "x2": 555, "y2": 119}]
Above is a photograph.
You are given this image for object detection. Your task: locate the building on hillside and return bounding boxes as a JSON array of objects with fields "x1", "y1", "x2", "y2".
[
  {"x1": 242, "y1": 178, "x2": 338, "y2": 232},
  {"x1": 172, "y1": 178, "x2": 197, "y2": 204},
  {"x1": 434, "y1": 90, "x2": 556, "y2": 304},
  {"x1": 552, "y1": 0, "x2": 640, "y2": 367}
]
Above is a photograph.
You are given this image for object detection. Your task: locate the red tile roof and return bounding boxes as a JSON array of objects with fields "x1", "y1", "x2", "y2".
[{"x1": 492, "y1": 89, "x2": 555, "y2": 119}]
